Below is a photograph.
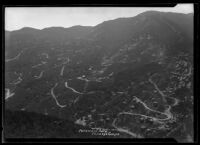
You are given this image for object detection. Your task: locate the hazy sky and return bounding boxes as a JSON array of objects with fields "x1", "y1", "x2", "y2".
[{"x1": 5, "y1": 4, "x2": 193, "y2": 31}]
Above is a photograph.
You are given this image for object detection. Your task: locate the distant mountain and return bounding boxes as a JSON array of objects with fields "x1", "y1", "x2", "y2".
[
  {"x1": 4, "y1": 11, "x2": 193, "y2": 141},
  {"x1": 5, "y1": 11, "x2": 193, "y2": 56},
  {"x1": 89, "y1": 11, "x2": 193, "y2": 53}
]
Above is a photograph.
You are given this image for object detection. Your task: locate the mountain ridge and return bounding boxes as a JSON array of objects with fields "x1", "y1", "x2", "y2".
[{"x1": 5, "y1": 11, "x2": 193, "y2": 32}]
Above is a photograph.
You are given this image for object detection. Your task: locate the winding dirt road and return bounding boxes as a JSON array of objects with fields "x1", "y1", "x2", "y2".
[
  {"x1": 35, "y1": 71, "x2": 44, "y2": 79},
  {"x1": 51, "y1": 83, "x2": 67, "y2": 108},
  {"x1": 5, "y1": 51, "x2": 23, "y2": 62},
  {"x1": 5, "y1": 88, "x2": 15, "y2": 100},
  {"x1": 112, "y1": 82, "x2": 180, "y2": 138},
  {"x1": 65, "y1": 81, "x2": 83, "y2": 94}
]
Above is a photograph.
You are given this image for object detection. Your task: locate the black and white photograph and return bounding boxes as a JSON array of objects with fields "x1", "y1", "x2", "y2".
[{"x1": 3, "y1": 3, "x2": 195, "y2": 143}]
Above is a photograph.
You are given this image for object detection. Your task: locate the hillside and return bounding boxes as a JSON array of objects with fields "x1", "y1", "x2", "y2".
[{"x1": 4, "y1": 11, "x2": 193, "y2": 142}]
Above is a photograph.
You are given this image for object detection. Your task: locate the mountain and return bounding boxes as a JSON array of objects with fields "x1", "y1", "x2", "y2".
[{"x1": 4, "y1": 11, "x2": 193, "y2": 142}]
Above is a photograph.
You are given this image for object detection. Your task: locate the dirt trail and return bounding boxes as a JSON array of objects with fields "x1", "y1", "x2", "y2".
[
  {"x1": 51, "y1": 83, "x2": 67, "y2": 108},
  {"x1": 112, "y1": 93, "x2": 180, "y2": 137}
]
